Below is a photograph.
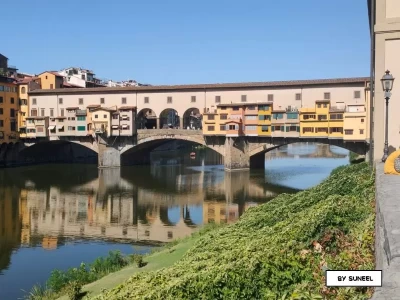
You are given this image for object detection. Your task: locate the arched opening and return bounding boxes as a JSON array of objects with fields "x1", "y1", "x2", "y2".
[
  {"x1": 182, "y1": 108, "x2": 202, "y2": 130},
  {"x1": 159, "y1": 108, "x2": 180, "y2": 129},
  {"x1": 137, "y1": 108, "x2": 157, "y2": 129},
  {"x1": 19, "y1": 141, "x2": 98, "y2": 165}
]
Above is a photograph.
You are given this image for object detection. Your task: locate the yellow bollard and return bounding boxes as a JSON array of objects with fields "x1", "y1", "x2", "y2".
[{"x1": 384, "y1": 150, "x2": 400, "y2": 175}]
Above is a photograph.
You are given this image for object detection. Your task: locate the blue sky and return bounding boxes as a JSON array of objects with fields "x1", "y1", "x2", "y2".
[{"x1": 2, "y1": 0, "x2": 370, "y2": 85}]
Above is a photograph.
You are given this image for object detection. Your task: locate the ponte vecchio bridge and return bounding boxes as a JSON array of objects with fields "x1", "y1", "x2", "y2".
[{"x1": 0, "y1": 77, "x2": 370, "y2": 170}]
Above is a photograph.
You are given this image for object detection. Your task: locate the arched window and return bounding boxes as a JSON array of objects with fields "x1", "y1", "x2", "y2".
[{"x1": 21, "y1": 87, "x2": 26, "y2": 94}]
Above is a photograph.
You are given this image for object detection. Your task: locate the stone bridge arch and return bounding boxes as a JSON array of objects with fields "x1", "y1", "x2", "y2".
[{"x1": 121, "y1": 130, "x2": 225, "y2": 156}]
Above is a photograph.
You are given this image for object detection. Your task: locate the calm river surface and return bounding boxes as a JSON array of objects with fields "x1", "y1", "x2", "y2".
[{"x1": 0, "y1": 143, "x2": 349, "y2": 300}]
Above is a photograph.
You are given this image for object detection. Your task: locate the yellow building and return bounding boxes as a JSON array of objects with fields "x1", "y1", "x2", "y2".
[
  {"x1": 257, "y1": 103, "x2": 272, "y2": 136},
  {"x1": 300, "y1": 100, "x2": 344, "y2": 139},
  {"x1": 91, "y1": 107, "x2": 116, "y2": 136},
  {"x1": 202, "y1": 106, "x2": 221, "y2": 135},
  {"x1": 17, "y1": 77, "x2": 41, "y2": 138},
  {"x1": 0, "y1": 76, "x2": 19, "y2": 142},
  {"x1": 37, "y1": 71, "x2": 64, "y2": 89},
  {"x1": 343, "y1": 103, "x2": 367, "y2": 141}
]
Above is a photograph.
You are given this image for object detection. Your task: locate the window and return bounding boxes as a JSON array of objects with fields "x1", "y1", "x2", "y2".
[
  {"x1": 232, "y1": 107, "x2": 239, "y2": 111},
  {"x1": 0, "y1": 120, "x2": 3, "y2": 127},
  {"x1": 100, "y1": 98, "x2": 105, "y2": 104},
  {"x1": 60, "y1": 109, "x2": 64, "y2": 117},
  {"x1": 31, "y1": 109, "x2": 37, "y2": 116},
  {"x1": 215, "y1": 96, "x2": 221, "y2": 103},
  {"x1": 288, "y1": 125, "x2": 298, "y2": 132},
  {"x1": 258, "y1": 105, "x2": 269, "y2": 111},
  {"x1": 287, "y1": 113, "x2": 298, "y2": 119},
  {"x1": 113, "y1": 114, "x2": 119, "y2": 119},
  {"x1": 167, "y1": 96, "x2": 172, "y2": 103},
  {"x1": 77, "y1": 126, "x2": 86, "y2": 131},
  {"x1": 259, "y1": 115, "x2": 271, "y2": 121},
  {"x1": 323, "y1": 104, "x2": 328, "y2": 108},
  {"x1": 68, "y1": 126, "x2": 76, "y2": 131},
  {"x1": 59, "y1": 98, "x2": 63, "y2": 104},
  {"x1": 241, "y1": 95, "x2": 247, "y2": 102},
  {"x1": 303, "y1": 114, "x2": 315, "y2": 120},
  {"x1": 79, "y1": 98, "x2": 84, "y2": 105},
  {"x1": 0, "y1": 108, "x2": 2, "y2": 115},
  {"x1": 50, "y1": 109, "x2": 54, "y2": 117},
  {"x1": 94, "y1": 114, "x2": 98, "y2": 119},
  {"x1": 144, "y1": 97, "x2": 149, "y2": 104},
  {"x1": 11, "y1": 97, "x2": 14, "y2": 104},
  {"x1": 103, "y1": 114, "x2": 107, "y2": 118},
  {"x1": 21, "y1": 87, "x2": 26, "y2": 94},
  {"x1": 207, "y1": 125, "x2": 215, "y2": 131},
  {"x1": 41, "y1": 108, "x2": 45, "y2": 117},
  {"x1": 220, "y1": 106, "x2": 226, "y2": 110},
  {"x1": 303, "y1": 127, "x2": 314, "y2": 133},
  {"x1": 324, "y1": 92, "x2": 331, "y2": 100},
  {"x1": 272, "y1": 113, "x2": 283, "y2": 120},
  {"x1": 50, "y1": 84, "x2": 54, "y2": 89},
  {"x1": 317, "y1": 104, "x2": 321, "y2": 108},
  {"x1": 361, "y1": 118, "x2": 364, "y2": 123},
  {"x1": 318, "y1": 115, "x2": 327, "y2": 121},
  {"x1": 32, "y1": 98, "x2": 37, "y2": 105},
  {"x1": 0, "y1": 97, "x2": 3, "y2": 103},
  {"x1": 229, "y1": 125, "x2": 238, "y2": 130},
  {"x1": 330, "y1": 127, "x2": 343, "y2": 133},
  {"x1": 295, "y1": 93, "x2": 301, "y2": 100},
  {"x1": 344, "y1": 129, "x2": 354, "y2": 135},
  {"x1": 122, "y1": 97, "x2": 127, "y2": 104},
  {"x1": 261, "y1": 125, "x2": 269, "y2": 132},
  {"x1": 330, "y1": 114, "x2": 343, "y2": 120},
  {"x1": 273, "y1": 125, "x2": 283, "y2": 131},
  {"x1": 245, "y1": 115, "x2": 257, "y2": 120},
  {"x1": 360, "y1": 129, "x2": 364, "y2": 134},
  {"x1": 77, "y1": 116, "x2": 86, "y2": 121},
  {"x1": 220, "y1": 114, "x2": 227, "y2": 120},
  {"x1": 191, "y1": 96, "x2": 196, "y2": 103},
  {"x1": 316, "y1": 127, "x2": 328, "y2": 133},
  {"x1": 268, "y1": 94, "x2": 274, "y2": 102},
  {"x1": 207, "y1": 115, "x2": 215, "y2": 120},
  {"x1": 354, "y1": 91, "x2": 361, "y2": 99},
  {"x1": 220, "y1": 125, "x2": 226, "y2": 131},
  {"x1": 245, "y1": 125, "x2": 257, "y2": 131}
]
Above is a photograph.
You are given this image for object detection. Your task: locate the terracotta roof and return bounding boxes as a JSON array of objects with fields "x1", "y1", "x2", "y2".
[
  {"x1": 28, "y1": 77, "x2": 370, "y2": 95},
  {"x1": 87, "y1": 104, "x2": 101, "y2": 108},
  {"x1": 119, "y1": 106, "x2": 136, "y2": 110},
  {"x1": 315, "y1": 100, "x2": 331, "y2": 103},
  {"x1": 91, "y1": 107, "x2": 117, "y2": 112},
  {"x1": 16, "y1": 77, "x2": 39, "y2": 84},
  {"x1": 223, "y1": 120, "x2": 242, "y2": 125},
  {"x1": 39, "y1": 71, "x2": 64, "y2": 78},
  {"x1": 66, "y1": 107, "x2": 79, "y2": 110}
]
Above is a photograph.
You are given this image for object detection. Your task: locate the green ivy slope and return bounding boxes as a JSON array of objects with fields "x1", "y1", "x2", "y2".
[{"x1": 92, "y1": 163, "x2": 375, "y2": 300}]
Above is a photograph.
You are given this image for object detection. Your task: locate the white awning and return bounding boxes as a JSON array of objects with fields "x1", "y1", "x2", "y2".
[
  {"x1": 111, "y1": 125, "x2": 119, "y2": 129},
  {"x1": 48, "y1": 125, "x2": 56, "y2": 130},
  {"x1": 57, "y1": 126, "x2": 64, "y2": 130},
  {"x1": 122, "y1": 124, "x2": 128, "y2": 129}
]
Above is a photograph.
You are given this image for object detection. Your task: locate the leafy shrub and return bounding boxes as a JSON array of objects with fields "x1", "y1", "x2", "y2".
[
  {"x1": 91, "y1": 163, "x2": 375, "y2": 300},
  {"x1": 66, "y1": 281, "x2": 82, "y2": 300},
  {"x1": 129, "y1": 254, "x2": 146, "y2": 268}
]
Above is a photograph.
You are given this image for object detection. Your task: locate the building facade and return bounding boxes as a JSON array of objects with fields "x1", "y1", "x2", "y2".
[
  {"x1": 37, "y1": 71, "x2": 64, "y2": 90},
  {"x1": 17, "y1": 77, "x2": 41, "y2": 138},
  {"x1": 370, "y1": 0, "x2": 400, "y2": 160},
  {"x1": 0, "y1": 76, "x2": 19, "y2": 142}
]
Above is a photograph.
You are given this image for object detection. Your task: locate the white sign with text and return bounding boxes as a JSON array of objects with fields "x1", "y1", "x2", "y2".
[{"x1": 326, "y1": 270, "x2": 382, "y2": 287}]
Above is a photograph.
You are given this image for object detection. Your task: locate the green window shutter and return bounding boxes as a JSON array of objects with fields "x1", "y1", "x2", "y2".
[
  {"x1": 271, "y1": 126, "x2": 275, "y2": 132},
  {"x1": 296, "y1": 126, "x2": 300, "y2": 132},
  {"x1": 286, "y1": 126, "x2": 289, "y2": 132},
  {"x1": 259, "y1": 115, "x2": 263, "y2": 120},
  {"x1": 77, "y1": 126, "x2": 86, "y2": 131}
]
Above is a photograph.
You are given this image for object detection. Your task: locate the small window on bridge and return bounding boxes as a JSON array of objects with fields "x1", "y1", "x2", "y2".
[
  {"x1": 354, "y1": 91, "x2": 361, "y2": 99},
  {"x1": 215, "y1": 96, "x2": 221, "y2": 103},
  {"x1": 191, "y1": 96, "x2": 196, "y2": 102},
  {"x1": 100, "y1": 98, "x2": 105, "y2": 104},
  {"x1": 144, "y1": 97, "x2": 149, "y2": 103},
  {"x1": 295, "y1": 93, "x2": 301, "y2": 100},
  {"x1": 268, "y1": 94, "x2": 274, "y2": 102},
  {"x1": 167, "y1": 96, "x2": 172, "y2": 103},
  {"x1": 241, "y1": 95, "x2": 247, "y2": 102}
]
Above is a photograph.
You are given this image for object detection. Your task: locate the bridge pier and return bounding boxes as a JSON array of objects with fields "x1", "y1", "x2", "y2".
[
  {"x1": 224, "y1": 137, "x2": 250, "y2": 171},
  {"x1": 98, "y1": 143, "x2": 121, "y2": 168}
]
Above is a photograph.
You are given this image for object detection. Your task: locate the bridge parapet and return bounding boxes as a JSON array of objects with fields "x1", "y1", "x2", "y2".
[{"x1": 137, "y1": 129, "x2": 203, "y2": 137}]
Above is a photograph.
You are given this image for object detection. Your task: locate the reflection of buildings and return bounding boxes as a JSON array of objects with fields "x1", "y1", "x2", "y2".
[
  {"x1": 203, "y1": 202, "x2": 258, "y2": 224},
  {"x1": 0, "y1": 185, "x2": 21, "y2": 273},
  {"x1": 266, "y1": 144, "x2": 348, "y2": 160}
]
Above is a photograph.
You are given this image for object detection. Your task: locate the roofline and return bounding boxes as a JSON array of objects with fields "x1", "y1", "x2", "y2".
[{"x1": 28, "y1": 77, "x2": 370, "y2": 95}]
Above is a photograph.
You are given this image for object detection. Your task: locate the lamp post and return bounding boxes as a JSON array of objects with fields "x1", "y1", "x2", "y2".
[{"x1": 381, "y1": 70, "x2": 395, "y2": 162}]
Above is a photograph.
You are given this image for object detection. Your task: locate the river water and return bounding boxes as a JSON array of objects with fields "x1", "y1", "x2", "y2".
[{"x1": 0, "y1": 143, "x2": 349, "y2": 300}]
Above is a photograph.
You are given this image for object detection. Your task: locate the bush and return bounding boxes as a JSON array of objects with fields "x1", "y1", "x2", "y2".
[{"x1": 91, "y1": 163, "x2": 375, "y2": 300}]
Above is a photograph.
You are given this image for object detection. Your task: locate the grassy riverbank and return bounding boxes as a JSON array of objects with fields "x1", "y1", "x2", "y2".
[
  {"x1": 84, "y1": 162, "x2": 375, "y2": 300},
  {"x1": 30, "y1": 162, "x2": 375, "y2": 300}
]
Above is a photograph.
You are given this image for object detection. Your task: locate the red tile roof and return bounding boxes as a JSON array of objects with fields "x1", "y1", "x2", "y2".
[{"x1": 29, "y1": 77, "x2": 370, "y2": 95}]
